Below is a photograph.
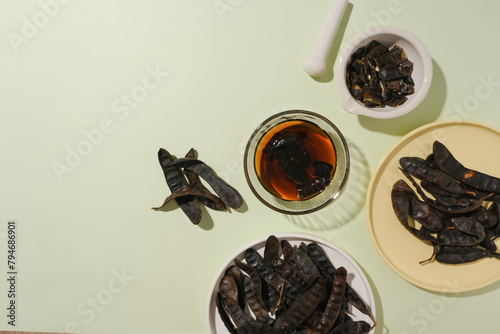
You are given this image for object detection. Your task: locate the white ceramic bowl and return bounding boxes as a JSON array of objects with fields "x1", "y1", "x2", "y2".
[
  {"x1": 336, "y1": 26, "x2": 433, "y2": 119},
  {"x1": 206, "y1": 233, "x2": 377, "y2": 333}
]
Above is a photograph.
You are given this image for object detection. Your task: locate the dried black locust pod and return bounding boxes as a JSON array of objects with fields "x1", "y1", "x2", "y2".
[
  {"x1": 183, "y1": 148, "x2": 226, "y2": 211},
  {"x1": 152, "y1": 148, "x2": 243, "y2": 224},
  {"x1": 154, "y1": 148, "x2": 202, "y2": 224},
  {"x1": 433, "y1": 140, "x2": 500, "y2": 194},
  {"x1": 346, "y1": 40, "x2": 415, "y2": 108},
  {"x1": 391, "y1": 141, "x2": 500, "y2": 265},
  {"x1": 217, "y1": 236, "x2": 376, "y2": 333},
  {"x1": 163, "y1": 157, "x2": 243, "y2": 209}
]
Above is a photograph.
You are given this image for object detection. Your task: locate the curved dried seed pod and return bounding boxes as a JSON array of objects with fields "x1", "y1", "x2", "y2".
[
  {"x1": 410, "y1": 199, "x2": 444, "y2": 231},
  {"x1": 240, "y1": 274, "x2": 273, "y2": 325},
  {"x1": 344, "y1": 285, "x2": 376, "y2": 328},
  {"x1": 272, "y1": 276, "x2": 327, "y2": 333},
  {"x1": 219, "y1": 275, "x2": 251, "y2": 329},
  {"x1": 219, "y1": 275, "x2": 281, "y2": 334},
  {"x1": 488, "y1": 202, "x2": 500, "y2": 239},
  {"x1": 306, "y1": 243, "x2": 335, "y2": 308},
  {"x1": 480, "y1": 229, "x2": 497, "y2": 252},
  {"x1": 435, "y1": 248, "x2": 500, "y2": 264},
  {"x1": 271, "y1": 258, "x2": 307, "y2": 293},
  {"x1": 298, "y1": 242, "x2": 309, "y2": 254},
  {"x1": 440, "y1": 246, "x2": 475, "y2": 253},
  {"x1": 244, "y1": 248, "x2": 282, "y2": 289},
  {"x1": 157, "y1": 149, "x2": 201, "y2": 224},
  {"x1": 392, "y1": 181, "x2": 441, "y2": 263},
  {"x1": 392, "y1": 181, "x2": 441, "y2": 243},
  {"x1": 421, "y1": 179, "x2": 500, "y2": 202},
  {"x1": 393, "y1": 180, "x2": 443, "y2": 231},
  {"x1": 307, "y1": 243, "x2": 336, "y2": 277},
  {"x1": 312, "y1": 267, "x2": 347, "y2": 334},
  {"x1": 151, "y1": 187, "x2": 226, "y2": 213},
  {"x1": 400, "y1": 157, "x2": 476, "y2": 197},
  {"x1": 434, "y1": 194, "x2": 479, "y2": 208},
  {"x1": 401, "y1": 169, "x2": 488, "y2": 215},
  {"x1": 332, "y1": 296, "x2": 351, "y2": 329},
  {"x1": 437, "y1": 229, "x2": 483, "y2": 247},
  {"x1": 472, "y1": 206, "x2": 499, "y2": 228},
  {"x1": 162, "y1": 157, "x2": 243, "y2": 209},
  {"x1": 281, "y1": 240, "x2": 309, "y2": 289},
  {"x1": 244, "y1": 248, "x2": 299, "y2": 304},
  {"x1": 298, "y1": 309, "x2": 325, "y2": 330},
  {"x1": 263, "y1": 235, "x2": 281, "y2": 268},
  {"x1": 216, "y1": 292, "x2": 238, "y2": 334},
  {"x1": 281, "y1": 239, "x2": 295, "y2": 263},
  {"x1": 433, "y1": 140, "x2": 500, "y2": 194},
  {"x1": 294, "y1": 248, "x2": 321, "y2": 282},
  {"x1": 184, "y1": 148, "x2": 226, "y2": 211},
  {"x1": 225, "y1": 265, "x2": 245, "y2": 309},
  {"x1": 420, "y1": 177, "x2": 481, "y2": 207},
  {"x1": 307, "y1": 245, "x2": 334, "y2": 284},
  {"x1": 308, "y1": 243, "x2": 376, "y2": 326},
  {"x1": 451, "y1": 216, "x2": 485, "y2": 240},
  {"x1": 234, "y1": 259, "x2": 270, "y2": 315},
  {"x1": 420, "y1": 180, "x2": 454, "y2": 197}
]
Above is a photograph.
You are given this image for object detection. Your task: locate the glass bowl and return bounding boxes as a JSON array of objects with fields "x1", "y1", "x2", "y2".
[
  {"x1": 336, "y1": 25, "x2": 433, "y2": 119},
  {"x1": 243, "y1": 110, "x2": 350, "y2": 215}
]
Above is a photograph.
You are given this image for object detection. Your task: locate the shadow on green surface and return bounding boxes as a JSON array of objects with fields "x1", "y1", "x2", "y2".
[
  {"x1": 358, "y1": 59, "x2": 446, "y2": 136},
  {"x1": 361, "y1": 266, "x2": 385, "y2": 334},
  {"x1": 152, "y1": 196, "x2": 216, "y2": 230},
  {"x1": 197, "y1": 205, "x2": 215, "y2": 230},
  {"x1": 198, "y1": 195, "x2": 248, "y2": 231},
  {"x1": 286, "y1": 139, "x2": 370, "y2": 230},
  {"x1": 152, "y1": 186, "x2": 248, "y2": 231}
]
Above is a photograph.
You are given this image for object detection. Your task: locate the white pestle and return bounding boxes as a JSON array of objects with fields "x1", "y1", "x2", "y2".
[{"x1": 303, "y1": 0, "x2": 349, "y2": 77}]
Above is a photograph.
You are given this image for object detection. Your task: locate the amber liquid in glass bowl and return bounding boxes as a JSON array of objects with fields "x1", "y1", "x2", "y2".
[{"x1": 254, "y1": 120, "x2": 337, "y2": 201}]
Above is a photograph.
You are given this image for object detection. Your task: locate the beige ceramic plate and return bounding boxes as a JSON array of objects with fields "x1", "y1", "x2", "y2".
[
  {"x1": 366, "y1": 120, "x2": 500, "y2": 293},
  {"x1": 206, "y1": 233, "x2": 376, "y2": 333}
]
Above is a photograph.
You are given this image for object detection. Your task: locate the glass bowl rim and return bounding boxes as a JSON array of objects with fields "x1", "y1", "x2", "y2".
[{"x1": 243, "y1": 109, "x2": 350, "y2": 215}]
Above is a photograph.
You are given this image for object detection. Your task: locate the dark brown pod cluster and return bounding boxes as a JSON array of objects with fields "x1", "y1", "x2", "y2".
[
  {"x1": 392, "y1": 141, "x2": 500, "y2": 264},
  {"x1": 152, "y1": 148, "x2": 243, "y2": 224},
  {"x1": 346, "y1": 40, "x2": 415, "y2": 108},
  {"x1": 217, "y1": 235, "x2": 376, "y2": 334}
]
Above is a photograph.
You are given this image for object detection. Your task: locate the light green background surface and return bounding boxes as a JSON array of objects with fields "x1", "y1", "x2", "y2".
[{"x1": 1, "y1": 1, "x2": 500, "y2": 333}]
